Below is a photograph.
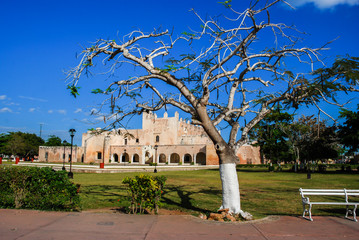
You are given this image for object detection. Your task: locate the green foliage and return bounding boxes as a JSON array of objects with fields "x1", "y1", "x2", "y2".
[
  {"x1": 67, "y1": 85, "x2": 80, "y2": 98},
  {"x1": 182, "y1": 31, "x2": 196, "y2": 37},
  {"x1": 290, "y1": 116, "x2": 340, "y2": 162},
  {"x1": 0, "y1": 133, "x2": 12, "y2": 156},
  {"x1": 268, "y1": 165, "x2": 275, "y2": 172},
  {"x1": 44, "y1": 135, "x2": 62, "y2": 146},
  {"x1": 313, "y1": 56, "x2": 359, "y2": 88},
  {"x1": 250, "y1": 108, "x2": 340, "y2": 163},
  {"x1": 308, "y1": 56, "x2": 359, "y2": 104},
  {"x1": 0, "y1": 166, "x2": 80, "y2": 211},
  {"x1": 0, "y1": 132, "x2": 44, "y2": 158},
  {"x1": 218, "y1": 0, "x2": 232, "y2": 8},
  {"x1": 250, "y1": 106, "x2": 294, "y2": 163},
  {"x1": 91, "y1": 88, "x2": 104, "y2": 94},
  {"x1": 122, "y1": 174, "x2": 166, "y2": 214},
  {"x1": 338, "y1": 105, "x2": 359, "y2": 153},
  {"x1": 91, "y1": 87, "x2": 114, "y2": 95}
]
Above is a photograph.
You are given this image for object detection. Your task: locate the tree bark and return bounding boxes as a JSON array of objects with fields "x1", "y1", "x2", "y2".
[
  {"x1": 217, "y1": 148, "x2": 252, "y2": 220},
  {"x1": 219, "y1": 162, "x2": 242, "y2": 214}
]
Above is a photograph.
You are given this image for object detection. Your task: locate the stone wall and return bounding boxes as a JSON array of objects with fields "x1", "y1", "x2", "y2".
[
  {"x1": 38, "y1": 146, "x2": 83, "y2": 163},
  {"x1": 40, "y1": 112, "x2": 262, "y2": 165}
]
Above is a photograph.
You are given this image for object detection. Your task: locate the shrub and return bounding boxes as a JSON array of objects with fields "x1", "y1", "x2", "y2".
[
  {"x1": 122, "y1": 174, "x2": 166, "y2": 214},
  {"x1": 268, "y1": 165, "x2": 275, "y2": 172},
  {"x1": 0, "y1": 166, "x2": 80, "y2": 211},
  {"x1": 318, "y1": 164, "x2": 327, "y2": 173}
]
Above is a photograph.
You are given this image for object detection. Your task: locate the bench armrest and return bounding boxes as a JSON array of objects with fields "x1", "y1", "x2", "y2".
[{"x1": 302, "y1": 197, "x2": 310, "y2": 204}]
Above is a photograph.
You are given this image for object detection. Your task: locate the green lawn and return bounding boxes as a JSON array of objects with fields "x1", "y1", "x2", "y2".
[{"x1": 72, "y1": 169, "x2": 359, "y2": 219}]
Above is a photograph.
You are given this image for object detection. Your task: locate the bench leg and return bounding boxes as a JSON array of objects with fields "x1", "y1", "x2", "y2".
[
  {"x1": 302, "y1": 203, "x2": 313, "y2": 221},
  {"x1": 345, "y1": 205, "x2": 358, "y2": 222}
]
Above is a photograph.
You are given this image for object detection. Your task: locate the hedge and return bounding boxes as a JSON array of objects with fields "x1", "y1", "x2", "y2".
[{"x1": 0, "y1": 166, "x2": 80, "y2": 211}]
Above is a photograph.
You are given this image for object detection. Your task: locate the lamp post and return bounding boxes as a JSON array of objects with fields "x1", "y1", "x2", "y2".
[
  {"x1": 62, "y1": 140, "x2": 68, "y2": 171},
  {"x1": 68, "y1": 129, "x2": 76, "y2": 179},
  {"x1": 154, "y1": 145, "x2": 158, "y2": 173},
  {"x1": 123, "y1": 149, "x2": 126, "y2": 164}
]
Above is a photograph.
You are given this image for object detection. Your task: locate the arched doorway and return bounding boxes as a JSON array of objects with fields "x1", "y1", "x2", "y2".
[
  {"x1": 196, "y1": 152, "x2": 206, "y2": 165},
  {"x1": 133, "y1": 154, "x2": 139, "y2": 163},
  {"x1": 113, "y1": 153, "x2": 119, "y2": 163},
  {"x1": 184, "y1": 154, "x2": 192, "y2": 164},
  {"x1": 170, "y1": 153, "x2": 180, "y2": 164},
  {"x1": 122, "y1": 153, "x2": 129, "y2": 163},
  {"x1": 159, "y1": 153, "x2": 166, "y2": 164}
]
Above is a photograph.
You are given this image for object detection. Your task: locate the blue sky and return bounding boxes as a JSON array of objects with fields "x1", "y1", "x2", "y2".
[{"x1": 0, "y1": 0, "x2": 358, "y2": 145}]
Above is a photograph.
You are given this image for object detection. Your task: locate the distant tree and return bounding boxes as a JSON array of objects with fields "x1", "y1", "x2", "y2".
[
  {"x1": 338, "y1": 105, "x2": 359, "y2": 154},
  {"x1": 250, "y1": 107, "x2": 294, "y2": 163},
  {"x1": 5, "y1": 133, "x2": 26, "y2": 157},
  {"x1": 66, "y1": 0, "x2": 358, "y2": 216},
  {"x1": 285, "y1": 116, "x2": 339, "y2": 163},
  {"x1": 0, "y1": 133, "x2": 11, "y2": 156},
  {"x1": 1, "y1": 132, "x2": 44, "y2": 158},
  {"x1": 44, "y1": 135, "x2": 62, "y2": 146}
]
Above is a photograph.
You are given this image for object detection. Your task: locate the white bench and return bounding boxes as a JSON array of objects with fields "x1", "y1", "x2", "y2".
[{"x1": 299, "y1": 188, "x2": 359, "y2": 222}]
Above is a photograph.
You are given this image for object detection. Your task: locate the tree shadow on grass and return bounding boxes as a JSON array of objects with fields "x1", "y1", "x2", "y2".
[
  {"x1": 161, "y1": 185, "x2": 221, "y2": 214},
  {"x1": 80, "y1": 184, "x2": 223, "y2": 214},
  {"x1": 79, "y1": 185, "x2": 129, "y2": 205}
]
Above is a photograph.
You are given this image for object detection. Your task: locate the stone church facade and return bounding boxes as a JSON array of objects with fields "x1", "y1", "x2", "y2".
[{"x1": 39, "y1": 112, "x2": 261, "y2": 165}]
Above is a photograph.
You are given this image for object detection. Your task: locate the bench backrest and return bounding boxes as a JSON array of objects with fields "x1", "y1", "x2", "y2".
[{"x1": 299, "y1": 188, "x2": 359, "y2": 202}]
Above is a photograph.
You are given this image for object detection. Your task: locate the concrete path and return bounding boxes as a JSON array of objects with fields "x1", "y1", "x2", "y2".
[{"x1": 1, "y1": 209, "x2": 358, "y2": 240}]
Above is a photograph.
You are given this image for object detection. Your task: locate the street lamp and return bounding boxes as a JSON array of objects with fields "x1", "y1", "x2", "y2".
[
  {"x1": 68, "y1": 128, "x2": 76, "y2": 179},
  {"x1": 62, "y1": 140, "x2": 68, "y2": 171},
  {"x1": 154, "y1": 145, "x2": 158, "y2": 173},
  {"x1": 123, "y1": 149, "x2": 126, "y2": 164}
]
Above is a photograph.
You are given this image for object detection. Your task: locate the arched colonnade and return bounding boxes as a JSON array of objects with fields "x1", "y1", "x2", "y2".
[{"x1": 110, "y1": 149, "x2": 206, "y2": 165}]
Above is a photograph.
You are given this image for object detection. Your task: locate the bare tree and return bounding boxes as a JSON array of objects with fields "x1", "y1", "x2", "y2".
[{"x1": 66, "y1": 0, "x2": 358, "y2": 218}]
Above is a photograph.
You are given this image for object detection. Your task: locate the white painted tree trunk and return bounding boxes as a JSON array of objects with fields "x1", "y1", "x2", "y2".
[
  {"x1": 219, "y1": 163, "x2": 242, "y2": 214},
  {"x1": 219, "y1": 163, "x2": 253, "y2": 220}
]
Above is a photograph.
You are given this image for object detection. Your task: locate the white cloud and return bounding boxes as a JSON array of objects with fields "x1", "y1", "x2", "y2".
[
  {"x1": 7, "y1": 102, "x2": 19, "y2": 106},
  {"x1": 0, "y1": 107, "x2": 12, "y2": 113},
  {"x1": 48, "y1": 110, "x2": 54, "y2": 114},
  {"x1": 0, "y1": 95, "x2": 6, "y2": 100},
  {"x1": 95, "y1": 116, "x2": 105, "y2": 122},
  {"x1": 19, "y1": 95, "x2": 48, "y2": 102},
  {"x1": 289, "y1": 0, "x2": 359, "y2": 8},
  {"x1": 0, "y1": 126, "x2": 25, "y2": 132},
  {"x1": 74, "y1": 108, "x2": 82, "y2": 113},
  {"x1": 29, "y1": 108, "x2": 36, "y2": 112},
  {"x1": 58, "y1": 110, "x2": 67, "y2": 115}
]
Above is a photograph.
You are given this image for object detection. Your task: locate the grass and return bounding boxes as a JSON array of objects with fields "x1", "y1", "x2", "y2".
[{"x1": 72, "y1": 169, "x2": 359, "y2": 219}]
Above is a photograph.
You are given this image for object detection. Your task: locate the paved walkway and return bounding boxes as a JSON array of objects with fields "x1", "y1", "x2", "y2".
[{"x1": 1, "y1": 209, "x2": 358, "y2": 240}]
